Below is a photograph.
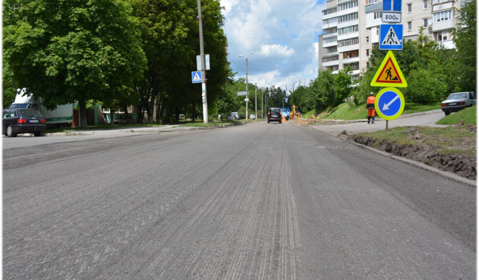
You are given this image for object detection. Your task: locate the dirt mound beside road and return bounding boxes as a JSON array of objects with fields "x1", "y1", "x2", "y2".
[{"x1": 351, "y1": 126, "x2": 476, "y2": 181}]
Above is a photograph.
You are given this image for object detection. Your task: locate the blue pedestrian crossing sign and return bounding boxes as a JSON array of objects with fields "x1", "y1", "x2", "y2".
[
  {"x1": 380, "y1": 24, "x2": 403, "y2": 50},
  {"x1": 375, "y1": 87, "x2": 405, "y2": 121},
  {"x1": 192, "y1": 71, "x2": 202, "y2": 84}
]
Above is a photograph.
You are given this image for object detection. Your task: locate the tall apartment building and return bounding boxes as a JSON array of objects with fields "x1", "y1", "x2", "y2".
[{"x1": 318, "y1": 0, "x2": 461, "y2": 77}]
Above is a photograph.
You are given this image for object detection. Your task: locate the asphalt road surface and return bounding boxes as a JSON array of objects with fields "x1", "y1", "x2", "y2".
[{"x1": 3, "y1": 121, "x2": 475, "y2": 279}]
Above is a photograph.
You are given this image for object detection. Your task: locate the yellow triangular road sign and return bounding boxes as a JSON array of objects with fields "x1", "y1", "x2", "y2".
[{"x1": 371, "y1": 51, "x2": 407, "y2": 87}]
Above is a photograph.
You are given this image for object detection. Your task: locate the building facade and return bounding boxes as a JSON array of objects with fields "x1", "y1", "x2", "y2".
[{"x1": 318, "y1": 0, "x2": 461, "y2": 77}]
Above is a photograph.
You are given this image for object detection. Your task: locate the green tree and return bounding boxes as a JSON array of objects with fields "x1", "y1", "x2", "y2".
[
  {"x1": 3, "y1": 0, "x2": 147, "y2": 128},
  {"x1": 453, "y1": 0, "x2": 476, "y2": 91},
  {"x1": 404, "y1": 61, "x2": 448, "y2": 103}
]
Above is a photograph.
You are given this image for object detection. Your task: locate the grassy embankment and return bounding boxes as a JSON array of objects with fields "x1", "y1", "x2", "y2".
[{"x1": 353, "y1": 106, "x2": 477, "y2": 157}]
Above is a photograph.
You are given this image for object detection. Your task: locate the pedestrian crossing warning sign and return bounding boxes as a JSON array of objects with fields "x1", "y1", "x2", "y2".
[
  {"x1": 379, "y1": 24, "x2": 403, "y2": 50},
  {"x1": 382, "y1": 26, "x2": 400, "y2": 45},
  {"x1": 370, "y1": 51, "x2": 407, "y2": 87},
  {"x1": 192, "y1": 71, "x2": 202, "y2": 84}
]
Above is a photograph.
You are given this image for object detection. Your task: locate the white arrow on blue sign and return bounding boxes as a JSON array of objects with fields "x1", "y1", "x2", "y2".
[
  {"x1": 192, "y1": 71, "x2": 202, "y2": 83},
  {"x1": 380, "y1": 24, "x2": 403, "y2": 50}
]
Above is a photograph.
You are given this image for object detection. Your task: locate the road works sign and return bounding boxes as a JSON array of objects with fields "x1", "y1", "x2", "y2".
[
  {"x1": 371, "y1": 51, "x2": 407, "y2": 87},
  {"x1": 192, "y1": 71, "x2": 202, "y2": 84},
  {"x1": 380, "y1": 24, "x2": 403, "y2": 50},
  {"x1": 375, "y1": 87, "x2": 405, "y2": 121}
]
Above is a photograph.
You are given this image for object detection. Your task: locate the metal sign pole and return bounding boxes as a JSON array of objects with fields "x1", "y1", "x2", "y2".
[{"x1": 197, "y1": 0, "x2": 208, "y2": 124}]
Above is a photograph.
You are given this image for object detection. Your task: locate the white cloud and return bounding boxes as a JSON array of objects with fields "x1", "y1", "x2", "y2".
[
  {"x1": 220, "y1": 0, "x2": 326, "y2": 89},
  {"x1": 258, "y1": 44, "x2": 295, "y2": 57}
]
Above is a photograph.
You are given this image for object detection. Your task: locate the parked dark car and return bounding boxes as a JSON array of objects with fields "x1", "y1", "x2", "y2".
[
  {"x1": 3, "y1": 108, "x2": 47, "y2": 137},
  {"x1": 441, "y1": 92, "x2": 476, "y2": 116},
  {"x1": 267, "y1": 107, "x2": 282, "y2": 123}
]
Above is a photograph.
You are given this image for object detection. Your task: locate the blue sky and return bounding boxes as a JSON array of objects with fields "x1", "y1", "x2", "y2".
[{"x1": 219, "y1": 0, "x2": 327, "y2": 92}]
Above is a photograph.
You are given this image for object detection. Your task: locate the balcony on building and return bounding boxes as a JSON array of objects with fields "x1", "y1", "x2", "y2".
[
  {"x1": 342, "y1": 62, "x2": 360, "y2": 76},
  {"x1": 322, "y1": 7, "x2": 338, "y2": 21},
  {"x1": 322, "y1": 54, "x2": 340, "y2": 67},
  {"x1": 323, "y1": 27, "x2": 338, "y2": 38},
  {"x1": 342, "y1": 50, "x2": 360, "y2": 64},
  {"x1": 322, "y1": 18, "x2": 338, "y2": 29},
  {"x1": 338, "y1": 36, "x2": 359, "y2": 53},
  {"x1": 432, "y1": 17, "x2": 454, "y2": 32}
]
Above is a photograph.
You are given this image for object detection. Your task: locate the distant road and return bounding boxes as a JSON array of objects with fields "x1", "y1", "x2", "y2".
[{"x1": 3, "y1": 121, "x2": 475, "y2": 279}]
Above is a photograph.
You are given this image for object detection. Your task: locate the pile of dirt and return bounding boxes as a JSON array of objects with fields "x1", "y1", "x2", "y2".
[{"x1": 350, "y1": 127, "x2": 476, "y2": 181}]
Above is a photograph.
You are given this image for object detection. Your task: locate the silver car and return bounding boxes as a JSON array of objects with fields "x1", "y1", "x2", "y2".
[{"x1": 441, "y1": 92, "x2": 476, "y2": 116}]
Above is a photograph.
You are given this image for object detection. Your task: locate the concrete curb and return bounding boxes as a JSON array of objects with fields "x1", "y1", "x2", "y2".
[{"x1": 42, "y1": 121, "x2": 245, "y2": 137}]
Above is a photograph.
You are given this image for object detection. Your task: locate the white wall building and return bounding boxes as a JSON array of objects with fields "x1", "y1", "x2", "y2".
[{"x1": 318, "y1": 0, "x2": 461, "y2": 76}]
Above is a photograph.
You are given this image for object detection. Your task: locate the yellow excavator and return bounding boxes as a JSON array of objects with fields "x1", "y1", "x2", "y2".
[{"x1": 290, "y1": 105, "x2": 300, "y2": 120}]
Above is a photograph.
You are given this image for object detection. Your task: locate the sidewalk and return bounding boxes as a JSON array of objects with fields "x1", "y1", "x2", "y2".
[{"x1": 309, "y1": 109, "x2": 447, "y2": 137}]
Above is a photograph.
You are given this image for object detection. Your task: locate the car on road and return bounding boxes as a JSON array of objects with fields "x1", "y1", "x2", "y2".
[
  {"x1": 3, "y1": 108, "x2": 47, "y2": 137},
  {"x1": 267, "y1": 107, "x2": 282, "y2": 123},
  {"x1": 280, "y1": 108, "x2": 290, "y2": 120},
  {"x1": 441, "y1": 92, "x2": 476, "y2": 116},
  {"x1": 249, "y1": 114, "x2": 256, "y2": 120}
]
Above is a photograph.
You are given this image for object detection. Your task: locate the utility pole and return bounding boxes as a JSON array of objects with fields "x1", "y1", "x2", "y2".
[
  {"x1": 255, "y1": 82, "x2": 257, "y2": 119},
  {"x1": 239, "y1": 53, "x2": 254, "y2": 120},
  {"x1": 197, "y1": 0, "x2": 208, "y2": 124},
  {"x1": 245, "y1": 57, "x2": 249, "y2": 120}
]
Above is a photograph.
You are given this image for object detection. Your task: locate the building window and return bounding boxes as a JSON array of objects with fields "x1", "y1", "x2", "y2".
[
  {"x1": 374, "y1": 11, "x2": 382, "y2": 19},
  {"x1": 338, "y1": 0, "x2": 358, "y2": 11},
  {"x1": 338, "y1": 25, "x2": 359, "y2": 35},
  {"x1": 407, "y1": 21, "x2": 412, "y2": 30},
  {"x1": 327, "y1": 47, "x2": 337, "y2": 53},
  {"x1": 322, "y1": 55, "x2": 339, "y2": 62},
  {"x1": 423, "y1": 18, "x2": 428, "y2": 27},
  {"x1": 366, "y1": 49, "x2": 370, "y2": 56},
  {"x1": 323, "y1": 36, "x2": 338, "y2": 44},
  {"x1": 366, "y1": 36, "x2": 370, "y2": 43},
  {"x1": 367, "y1": 62, "x2": 370, "y2": 68},
  {"x1": 343, "y1": 50, "x2": 359, "y2": 59},
  {"x1": 423, "y1": 0, "x2": 428, "y2": 9},
  {"x1": 376, "y1": 29, "x2": 379, "y2": 35},
  {"x1": 338, "y1": 37, "x2": 359, "y2": 47},
  {"x1": 407, "y1": 3, "x2": 412, "y2": 13},
  {"x1": 434, "y1": 10, "x2": 452, "y2": 22},
  {"x1": 338, "y1": 12, "x2": 359, "y2": 23}
]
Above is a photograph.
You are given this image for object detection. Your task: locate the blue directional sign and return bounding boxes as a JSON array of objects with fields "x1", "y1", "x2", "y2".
[
  {"x1": 375, "y1": 87, "x2": 405, "y2": 121},
  {"x1": 380, "y1": 24, "x2": 403, "y2": 50},
  {"x1": 383, "y1": 0, "x2": 401, "y2": 12},
  {"x1": 192, "y1": 71, "x2": 202, "y2": 84}
]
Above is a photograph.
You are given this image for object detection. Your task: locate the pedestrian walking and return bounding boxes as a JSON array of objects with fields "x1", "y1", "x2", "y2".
[{"x1": 367, "y1": 92, "x2": 376, "y2": 124}]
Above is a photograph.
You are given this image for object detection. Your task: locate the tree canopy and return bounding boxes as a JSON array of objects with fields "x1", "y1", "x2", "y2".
[{"x1": 3, "y1": 0, "x2": 147, "y2": 128}]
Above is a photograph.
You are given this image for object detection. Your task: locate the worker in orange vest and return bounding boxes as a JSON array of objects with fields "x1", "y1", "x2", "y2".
[{"x1": 366, "y1": 92, "x2": 375, "y2": 124}]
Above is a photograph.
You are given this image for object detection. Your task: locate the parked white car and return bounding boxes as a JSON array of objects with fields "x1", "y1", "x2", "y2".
[
  {"x1": 249, "y1": 114, "x2": 256, "y2": 120},
  {"x1": 441, "y1": 92, "x2": 476, "y2": 116}
]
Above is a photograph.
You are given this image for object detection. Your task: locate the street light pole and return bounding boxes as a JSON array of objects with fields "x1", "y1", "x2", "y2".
[
  {"x1": 239, "y1": 52, "x2": 254, "y2": 120},
  {"x1": 255, "y1": 82, "x2": 257, "y2": 119},
  {"x1": 245, "y1": 57, "x2": 249, "y2": 120},
  {"x1": 197, "y1": 0, "x2": 208, "y2": 124}
]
